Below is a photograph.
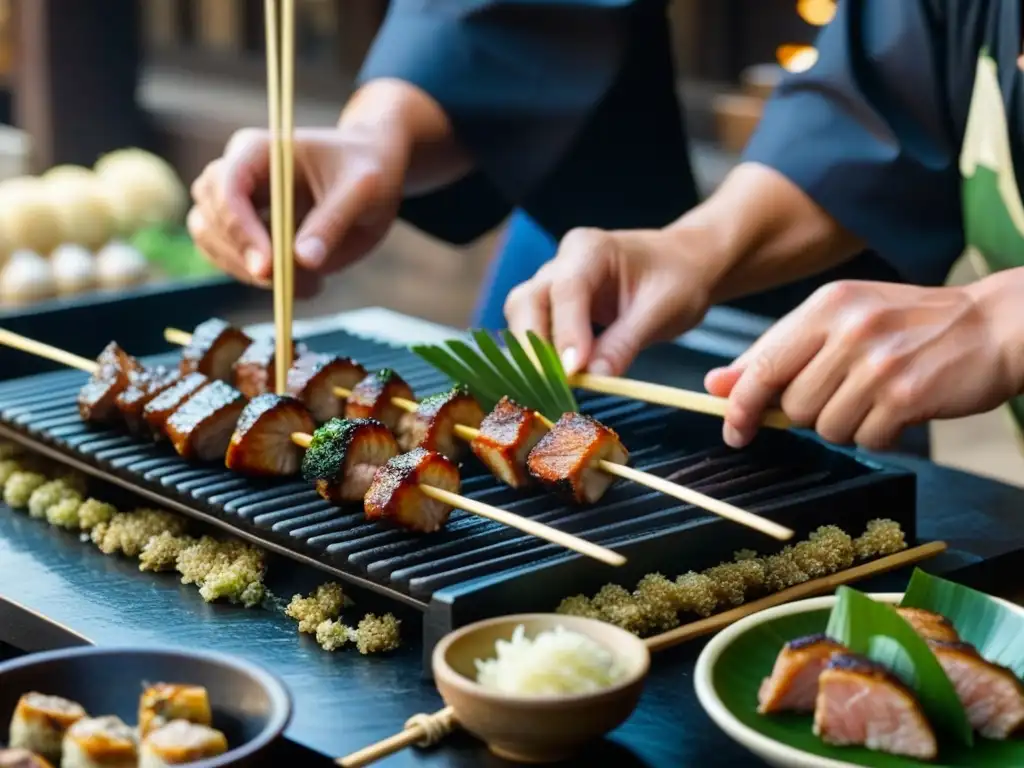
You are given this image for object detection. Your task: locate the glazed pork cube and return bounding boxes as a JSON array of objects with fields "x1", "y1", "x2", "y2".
[
  {"x1": 8, "y1": 692, "x2": 86, "y2": 763},
  {"x1": 164, "y1": 380, "x2": 246, "y2": 461},
  {"x1": 231, "y1": 336, "x2": 306, "y2": 399},
  {"x1": 365, "y1": 447, "x2": 459, "y2": 533},
  {"x1": 178, "y1": 318, "x2": 251, "y2": 381},
  {"x1": 757, "y1": 633, "x2": 846, "y2": 714},
  {"x1": 397, "y1": 386, "x2": 484, "y2": 461},
  {"x1": 138, "y1": 683, "x2": 212, "y2": 738},
  {"x1": 61, "y1": 716, "x2": 138, "y2": 768},
  {"x1": 344, "y1": 369, "x2": 415, "y2": 432},
  {"x1": 77, "y1": 341, "x2": 145, "y2": 423},
  {"x1": 225, "y1": 394, "x2": 316, "y2": 476},
  {"x1": 927, "y1": 639, "x2": 1024, "y2": 739},
  {"x1": 143, "y1": 372, "x2": 210, "y2": 437},
  {"x1": 813, "y1": 653, "x2": 937, "y2": 760},
  {"x1": 115, "y1": 366, "x2": 181, "y2": 434},
  {"x1": 287, "y1": 351, "x2": 367, "y2": 423},
  {"x1": 302, "y1": 418, "x2": 399, "y2": 503},
  {"x1": 526, "y1": 413, "x2": 628, "y2": 504},
  {"x1": 470, "y1": 396, "x2": 549, "y2": 488}
]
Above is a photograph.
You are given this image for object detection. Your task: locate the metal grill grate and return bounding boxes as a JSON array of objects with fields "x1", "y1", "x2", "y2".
[{"x1": 0, "y1": 328, "x2": 917, "y2": 655}]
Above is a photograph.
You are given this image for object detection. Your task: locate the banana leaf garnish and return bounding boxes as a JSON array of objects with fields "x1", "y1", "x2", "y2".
[{"x1": 410, "y1": 330, "x2": 578, "y2": 421}]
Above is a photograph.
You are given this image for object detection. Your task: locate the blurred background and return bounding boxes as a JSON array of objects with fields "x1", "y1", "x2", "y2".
[{"x1": 0, "y1": 0, "x2": 1018, "y2": 483}]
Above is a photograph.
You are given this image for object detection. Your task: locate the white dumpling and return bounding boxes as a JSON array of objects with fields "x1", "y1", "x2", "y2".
[
  {"x1": 96, "y1": 240, "x2": 149, "y2": 288},
  {"x1": 51, "y1": 243, "x2": 98, "y2": 294},
  {"x1": 0, "y1": 249, "x2": 56, "y2": 304},
  {"x1": 0, "y1": 177, "x2": 64, "y2": 255},
  {"x1": 94, "y1": 149, "x2": 187, "y2": 234},
  {"x1": 44, "y1": 168, "x2": 116, "y2": 250}
]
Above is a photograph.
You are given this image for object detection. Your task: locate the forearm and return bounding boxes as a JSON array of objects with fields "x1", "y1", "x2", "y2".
[
  {"x1": 338, "y1": 78, "x2": 474, "y2": 196},
  {"x1": 966, "y1": 266, "x2": 1024, "y2": 396},
  {"x1": 667, "y1": 162, "x2": 865, "y2": 304}
]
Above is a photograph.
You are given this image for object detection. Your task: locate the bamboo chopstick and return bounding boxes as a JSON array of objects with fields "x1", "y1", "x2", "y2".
[
  {"x1": 571, "y1": 372, "x2": 791, "y2": 430},
  {"x1": 161, "y1": 327, "x2": 794, "y2": 541},
  {"x1": 288, "y1": 431, "x2": 625, "y2": 566},
  {"x1": 264, "y1": 0, "x2": 295, "y2": 394},
  {"x1": 336, "y1": 540, "x2": 948, "y2": 767}
]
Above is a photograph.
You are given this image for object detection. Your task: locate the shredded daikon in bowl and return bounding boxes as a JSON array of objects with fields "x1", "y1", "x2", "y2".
[{"x1": 474, "y1": 624, "x2": 627, "y2": 696}]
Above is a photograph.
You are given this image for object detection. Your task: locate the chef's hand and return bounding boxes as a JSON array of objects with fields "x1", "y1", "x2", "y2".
[
  {"x1": 187, "y1": 79, "x2": 468, "y2": 296},
  {"x1": 704, "y1": 275, "x2": 1024, "y2": 451},
  {"x1": 503, "y1": 227, "x2": 715, "y2": 376}
]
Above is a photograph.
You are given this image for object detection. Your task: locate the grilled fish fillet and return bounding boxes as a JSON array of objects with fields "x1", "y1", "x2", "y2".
[
  {"x1": 138, "y1": 683, "x2": 212, "y2": 739},
  {"x1": 927, "y1": 639, "x2": 1024, "y2": 739},
  {"x1": 226, "y1": 394, "x2": 316, "y2": 476},
  {"x1": 344, "y1": 369, "x2": 415, "y2": 432},
  {"x1": 287, "y1": 351, "x2": 367, "y2": 423},
  {"x1": 164, "y1": 380, "x2": 246, "y2": 461},
  {"x1": 302, "y1": 418, "x2": 399, "y2": 503},
  {"x1": 897, "y1": 607, "x2": 960, "y2": 642},
  {"x1": 0, "y1": 748, "x2": 54, "y2": 768},
  {"x1": 231, "y1": 336, "x2": 306, "y2": 399},
  {"x1": 398, "y1": 386, "x2": 484, "y2": 460},
  {"x1": 813, "y1": 653, "x2": 937, "y2": 760},
  {"x1": 470, "y1": 396, "x2": 549, "y2": 489},
  {"x1": 77, "y1": 341, "x2": 145, "y2": 423},
  {"x1": 116, "y1": 366, "x2": 180, "y2": 434},
  {"x1": 757, "y1": 633, "x2": 846, "y2": 714},
  {"x1": 179, "y1": 318, "x2": 251, "y2": 381},
  {"x1": 527, "y1": 413, "x2": 628, "y2": 504},
  {"x1": 143, "y1": 372, "x2": 210, "y2": 437},
  {"x1": 365, "y1": 447, "x2": 459, "y2": 533}
]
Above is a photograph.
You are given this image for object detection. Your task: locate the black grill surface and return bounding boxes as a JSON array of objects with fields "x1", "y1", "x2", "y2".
[{"x1": 0, "y1": 328, "x2": 917, "y2": 657}]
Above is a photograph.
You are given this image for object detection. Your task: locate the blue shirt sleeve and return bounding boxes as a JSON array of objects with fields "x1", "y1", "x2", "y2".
[
  {"x1": 743, "y1": 0, "x2": 962, "y2": 286},
  {"x1": 358, "y1": 0, "x2": 697, "y2": 244}
]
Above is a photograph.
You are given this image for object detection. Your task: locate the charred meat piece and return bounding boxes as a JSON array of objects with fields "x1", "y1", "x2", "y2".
[
  {"x1": 165, "y1": 381, "x2": 246, "y2": 461},
  {"x1": 365, "y1": 447, "x2": 459, "y2": 533},
  {"x1": 471, "y1": 396, "x2": 549, "y2": 489},
  {"x1": 143, "y1": 372, "x2": 210, "y2": 437},
  {"x1": 179, "y1": 318, "x2": 252, "y2": 381},
  {"x1": 77, "y1": 342, "x2": 145, "y2": 423},
  {"x1": 344, "y1": 369, "x2": 415, "y2": 432},
  {"x1": 527, "y1": 413, "x2": 628, "y2": 504},
  {"x1": 287, "y1": 352, "x2": 367, "y2": 423},
  {"x1": 813, "y1": 653, "x2": 937, "y2": 760},
  {"x1": 897, "y1": 607, "x2": 960, "y2": 642},
  {"x1": 232, "y1": 336, "x2": 307, "y2": 399},
  {"x1": 225, "y1": 394, "x2": 316, "y2": 476},
  {"x1": 302, "y1": 418, "x2": 398, "y2": 503},
  {"x1": 398, "y1": 385, "x2": 484, "y2": 460},
  {"x1": 928, "y1": 639, "x2": 1024, "y2": 739},
  {"x1": 757, "y1": 634, "x2": 846, "y2": 714},
  {"x1": 115, "y1": 366, "x2": 181, "y2": 434}
]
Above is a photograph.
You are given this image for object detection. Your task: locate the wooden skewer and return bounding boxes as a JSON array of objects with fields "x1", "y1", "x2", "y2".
[
  {"x1": 0, "y1": 329, "x2": 98, "y2": 374},
  {"x1": 335, "y1": 540, "x2": 948, "y2": 767},
  {"x1": 289, "y1": 431, "x2": 625, "y2": 567},
  {"x1": 162, "y1": 328, "x2": 794, "y2": 540}
]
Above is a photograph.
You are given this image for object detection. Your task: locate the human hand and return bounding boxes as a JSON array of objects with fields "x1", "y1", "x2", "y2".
[
  {"x1": 187, "y1": 124, "x2": 409, "y2": 295},
  {"x1": 705, "y1": 278, "x2": 1024, "y2": 451},
  {"x1": 503, "y1": 227, "x2": 719, "y2": 376}
]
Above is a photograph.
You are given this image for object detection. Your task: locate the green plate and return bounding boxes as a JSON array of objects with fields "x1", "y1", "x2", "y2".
[{"x1": 693, "y1": 594, "x2": 1024, "y2": 767}]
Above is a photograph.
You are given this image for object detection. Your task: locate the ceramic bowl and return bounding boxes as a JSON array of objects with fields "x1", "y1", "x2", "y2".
[
  {"x1": 432, "y1": 613, "x2": 649, "y2": 764},
  {"x1": 0, "y1": 645, "x2": 292, "y2": 767},
  {"x1": 694, "y1": 592, "x2": 1024, "y2": 768}
]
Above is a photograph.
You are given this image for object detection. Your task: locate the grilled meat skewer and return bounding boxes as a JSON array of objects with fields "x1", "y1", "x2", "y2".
[
  {"x1": 226, "y1": 394, "x2": 317, "y2": 476},
  {"x1": 344, "y1": 368, "x2": 415, "y2": 431},
  {"x1": 143, "y1": 372, "x2": 212, "y2": 437},
  {"x1": 115, "y1": 366, "x2": 181, "y2": 435},
  {"x1": 398, "y1": 385, "x2": 484, "y2": 461},
  {"x1": 301, "y1": 417, "x2": 398, "y2": 503},
  {"x1": 178, "y1": 318, "x2": 252, "y2": 381},
  {"x1": 365, "y1": 447, "x2": 461, "y2": 533},
  {"x1": 527, "y1": 412, "x2": 629, "y2": 504},
  {"x1": 287, "y1": 351, "x2": 367, "y2": 422},
  {"x1": 232, "y1": 336, "x2": 308, "y2": 399},
  {"x1": 77, "y1": 341, "x2": 145, "y2": 423},
  {"x1": 165, "y1": 380, "x2": 248, "y2": 461}
]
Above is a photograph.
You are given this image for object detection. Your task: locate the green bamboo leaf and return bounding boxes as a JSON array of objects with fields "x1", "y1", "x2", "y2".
[
  {"x1": 526, "y1": 330, "x2": 578, "y2": 414},
  {"x1": 470, "y1": 330, "x2": 548, "y2": 411},
  {"x1": 901, "y1": 569, "x2": 1024, "y2": 678},
  {"x1": 445, "y1": 340, "x2": 518, "y2": 407},
  {"x1": 826, "y1": 586, "x2": 972, "y2": 747},
  {"x1": 410, "y1": 344, "x2": 498, "y2": 410},
  {"x1": 501, "y1": 330, "x2": 560, "y2": 420}
]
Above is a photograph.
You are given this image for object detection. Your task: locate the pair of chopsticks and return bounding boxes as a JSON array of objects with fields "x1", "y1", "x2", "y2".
[
  {"x1": 336, "y1": 540, "x2": 948, "y2": 767},
  {"x1": 265, "y1": 0, "x2": 295, "y2": 394}
]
